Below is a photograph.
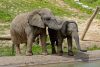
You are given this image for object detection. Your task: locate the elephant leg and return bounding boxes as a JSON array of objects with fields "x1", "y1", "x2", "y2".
[
  {"x1": 15, "y1": 44, "x2": 21, "y2": 56},
  {"x1": 40, "y1": 32, "x2": 48, "y2": 55},
  {"x1": 26, "y1": 33, "x2": 34, "y2": 56},
  {"x1": 57, "y1": 38, "x2": 63, "y2": 56},
  {"x1": 51, "y1": 40, "x2": 56, "y2": 54},
  {"x1": 67, "y1": 36, "x2": 74, "y2": 56}
]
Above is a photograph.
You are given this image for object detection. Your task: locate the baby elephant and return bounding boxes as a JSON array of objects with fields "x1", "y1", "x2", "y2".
[{"x1": 48, "y1": 19, "x2": 87, "y2": 56}]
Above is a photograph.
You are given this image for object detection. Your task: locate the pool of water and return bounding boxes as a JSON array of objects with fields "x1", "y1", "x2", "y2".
[{"x1": 23, "y1": 60, "x2": 100, "y2": 67}]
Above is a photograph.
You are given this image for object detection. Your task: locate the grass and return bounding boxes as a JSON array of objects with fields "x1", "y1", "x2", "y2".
[
  {"x1": 0, "y1": 24, "x2": 10, "y2": 30},
  {"x1": 80, "y1": 0, "x2": 100, "y2": 19},
  {"x1": 80, "y1": 0, "x2": 100, "y2": 8},
  {"x1": 0, "y1": 46, "x2": 13, "y2": 56},
  {"x1": 32, "y1": 45, "x2": 52, "y2": 55},
  {"x1": 0, "y1": 24, "x2": 10, "y2": 35},
  {"x1": 0, "y1": 0, "x2": 72, "y2": 22},
  {"x1": 0, "y1": 43, "x2": 53, "y2": 56},
  {"x1": 0, "y1": 43, "x2": 100, "y2": 56},
  {"x1": 0, "y1": 0, "x2": 99, "y2": 22},
  {"x1": 64, "y1": 0, "x2": 92, "y2": 14},
  {"x1": 87, "y1": 45, "x2": 100, "y2": 51},
  {"x1": 64, "y1": 0, "x2": 100, "y2": 19}
]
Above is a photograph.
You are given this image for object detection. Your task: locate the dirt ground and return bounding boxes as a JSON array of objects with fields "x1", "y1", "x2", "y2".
[
  {"x1": 0, "y1": 50, "x2": 100, "y2": 67},
  {"x1": 79, "y1": 18, "x2": 100, "y2": 48}
]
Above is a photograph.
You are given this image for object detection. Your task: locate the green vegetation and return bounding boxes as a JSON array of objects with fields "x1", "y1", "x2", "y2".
[
  {"x1": 64, "y1": 0, "x2": 92, "y2": 14},
  {"x1": 87, "y1": 45, "x2": 100, "y2": 51},
  {"x1": 0, "y1": 44, "x2": 73, "y2": 56},
  {"x1": 0, "y1": 0, "x2": 99, "y2": 22},
  {"x1": 0, "y1": 46, "x2": 13, "y2": 56},
  {"x1": 64, "y1": 0, "x2": 100, "y2": 19},
  {"x1": 0, "y1": 44, "x2": 53, "y2": 56},
  {"x1": 81, "y1": 0, "x2": 100, "y2": 8},
  {"x1": 0, "y1": 44, "x2": 100, "y2": 56},
  {"x1": 32, "y1": 45, "x2": 52, "y2": 55},
  {"x1": 0, "y1": 0, "x2": 72, "y2": 22}
]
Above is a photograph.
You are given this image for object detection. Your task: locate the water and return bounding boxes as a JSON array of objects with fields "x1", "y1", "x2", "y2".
[{"x1": 23, "y1": 60, "x2": 100, "y2": 67}]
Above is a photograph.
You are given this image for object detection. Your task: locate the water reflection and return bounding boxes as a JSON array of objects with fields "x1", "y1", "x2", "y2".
[{"x1": 75, "y1": 51, "x2": 89, "y2": 62}]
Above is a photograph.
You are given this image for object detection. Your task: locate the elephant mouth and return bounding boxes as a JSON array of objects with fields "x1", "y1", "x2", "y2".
[
  {"x1": 44, "y1": 17, "x2": 51, "y2": 21},
  {"x1": 68, "y1": 31, "x2": 72, "y2": 35},
  {"x1": 43, "y1": 17, "x2": 64, "y2": 30}
]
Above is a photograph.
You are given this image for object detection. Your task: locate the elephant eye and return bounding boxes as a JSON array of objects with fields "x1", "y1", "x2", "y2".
[{"x1": 45, "y1": 17, "x2": 51, "y2": 21}]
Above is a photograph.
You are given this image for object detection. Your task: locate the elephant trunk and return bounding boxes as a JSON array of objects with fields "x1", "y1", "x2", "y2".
[
  {"x1": 46, "y1": 18, "x2": 64, "y2": 30},
  {"x1": 72, "y1": 31, "x2": 81, "y2": 51}
]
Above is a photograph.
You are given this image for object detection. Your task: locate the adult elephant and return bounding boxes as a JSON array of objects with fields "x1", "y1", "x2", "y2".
[
  {"x1": 10, "y1": 8, "x2": 63, "y2": 56},
  {"x1": 48, "y1": 18, "x2": 87, "y2": 56}
]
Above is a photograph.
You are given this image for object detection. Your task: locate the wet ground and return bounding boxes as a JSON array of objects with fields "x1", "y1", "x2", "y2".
[
  {"x1": 22, "y1": 60, "x2": 100, "y2": 67},
  {"x1": 0, "y1": 50, "x2": 100, "y2": 67}
]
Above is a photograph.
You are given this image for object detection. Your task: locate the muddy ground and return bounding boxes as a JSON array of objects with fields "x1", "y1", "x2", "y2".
[{"x1": 0, "y1": 50, "x2": 100, "y2": 67}]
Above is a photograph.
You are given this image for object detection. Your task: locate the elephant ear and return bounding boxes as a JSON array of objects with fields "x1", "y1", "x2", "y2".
[{"x1": 28, "y1": 13, "x2": 45, "y2": 28}]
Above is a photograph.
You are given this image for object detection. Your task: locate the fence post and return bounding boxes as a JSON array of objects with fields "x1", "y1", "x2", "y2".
[{"x1": 81, "y1": 6, "x2": 100, "y2": 40}]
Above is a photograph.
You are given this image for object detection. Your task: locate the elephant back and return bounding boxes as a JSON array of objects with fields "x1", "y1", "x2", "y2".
[
  {"x1": 55, "y1": 16, "x2": 66, "y2": 30},
  {"x1": 10, "y1": 12, "x2": 30, "y2": 44}
]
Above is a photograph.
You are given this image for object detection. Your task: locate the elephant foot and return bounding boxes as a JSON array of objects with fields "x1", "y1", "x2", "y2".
[
  {"x1": 52, "y1": 51, "x2": 57, "y2": 54},
  {"x1": 57, "y1": 51, "x2": 63, "y2": 56},
  {"x1": 15, "y1": 52, "x2": 21, "y2": 56},
  {"x1": 16, "y1": 54, "x2": 22, "y2": 56},
  {"x1": 68, "y1": 51, "x2": 74, "y2": 56},
  {"x1": 80, "y1": 50, "x2": 87, "y2": 52},
  {"x1": 52, "y1": 50, "x2": 57, "y2": 54},
  {"x1": 41, "y1": 52, "x2": 48, "y2": 55},
  {"x1": 26, "y1": 51, "x2": 33, "y2": 56}
]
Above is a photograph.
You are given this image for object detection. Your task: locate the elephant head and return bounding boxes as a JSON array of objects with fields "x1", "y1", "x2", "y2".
[
  {"x1": 28, "y1": 8, "x2": 63, "y2": 30},
  {"x1": 67, "y1": 21, "x2": 80, "y2": 50}
]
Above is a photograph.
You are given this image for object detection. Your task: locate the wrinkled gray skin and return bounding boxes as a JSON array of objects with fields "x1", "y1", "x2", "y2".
[
  {"x1": 10, "y1": 8, "x2": 60, "y2": 56},
  {"x1": 48, "y1": 19, "x2": 87, "y2": 56}
]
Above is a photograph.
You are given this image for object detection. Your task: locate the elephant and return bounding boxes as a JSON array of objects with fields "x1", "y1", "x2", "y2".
[
  {"x1": 10, "y1": 8, "x2": 63, "y2": 56},
  {"x1": 48, "y1": 18, "x2": 87, "y2": 56}
]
